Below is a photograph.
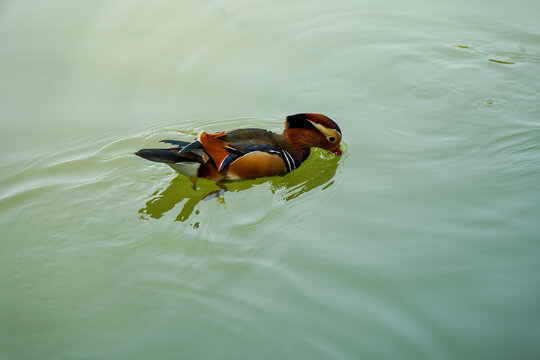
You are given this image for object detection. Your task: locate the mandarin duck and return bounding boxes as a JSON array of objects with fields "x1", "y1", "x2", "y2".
[{"x1": 135, "y1": 113, "x2": 342, "y2": 181}]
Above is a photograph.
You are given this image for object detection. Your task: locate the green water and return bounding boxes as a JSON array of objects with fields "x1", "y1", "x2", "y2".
[{"x1": 1, "y1": 1, "x2": 540, "y2": 359}]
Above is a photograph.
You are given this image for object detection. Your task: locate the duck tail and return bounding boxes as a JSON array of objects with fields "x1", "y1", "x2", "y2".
[
  {"x1": 135, "y1": 148, "x2": 203, "y2": 178},
  {"x1": 135, "y1": 148, "x2": 184, "y2": 164}
]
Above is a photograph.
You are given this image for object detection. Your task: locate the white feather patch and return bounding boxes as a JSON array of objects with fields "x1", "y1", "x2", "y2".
[{"x1": 167, "y1": 162, "x2": 200, "y2": 177}]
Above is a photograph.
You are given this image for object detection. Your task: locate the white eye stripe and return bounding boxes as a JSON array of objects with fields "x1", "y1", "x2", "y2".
[{"x1": 308, "y1": 120, "x2": 341, "y2": 142}]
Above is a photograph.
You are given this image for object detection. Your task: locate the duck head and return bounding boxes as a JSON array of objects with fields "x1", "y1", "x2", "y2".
[{"x1": 284, "y1": 113, "x2": 342, "y2": 155}]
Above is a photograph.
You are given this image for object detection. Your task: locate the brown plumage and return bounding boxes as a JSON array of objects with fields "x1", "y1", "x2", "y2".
[{"x1": 135, "y1": 113, "x2": 342, "y2": 181}]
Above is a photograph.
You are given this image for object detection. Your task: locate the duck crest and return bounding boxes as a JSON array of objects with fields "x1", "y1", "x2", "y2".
[
  {"x1": 285, "y1": 113, "x2": 341, "y2": 134},
  {"x1": 305, "y1": 113, "x2": 342, "y2": 134}
]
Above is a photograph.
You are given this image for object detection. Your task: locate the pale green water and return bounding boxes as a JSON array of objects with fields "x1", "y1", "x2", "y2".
[{"x1": 1, "y1": 0, "x2": 540, "y2": 359}]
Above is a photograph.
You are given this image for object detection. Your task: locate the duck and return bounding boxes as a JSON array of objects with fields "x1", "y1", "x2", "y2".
[{"x1": 135, "y1": 113, "x2": 342, "y2": 181}]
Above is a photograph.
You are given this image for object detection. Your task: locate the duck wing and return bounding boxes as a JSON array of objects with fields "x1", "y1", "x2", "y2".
[{"x1": 197, "y1": 129, "x2": 295, "y2": 178}]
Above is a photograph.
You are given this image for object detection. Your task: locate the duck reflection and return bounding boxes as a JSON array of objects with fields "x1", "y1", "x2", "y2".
[{"x1": 138, "y1": 149, "x2": 340, "y2": 223}]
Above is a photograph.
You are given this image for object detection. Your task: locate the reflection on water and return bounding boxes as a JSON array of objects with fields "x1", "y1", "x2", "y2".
[{"x1": 138, "y1": 148, "x2": 340, "y2": 223}]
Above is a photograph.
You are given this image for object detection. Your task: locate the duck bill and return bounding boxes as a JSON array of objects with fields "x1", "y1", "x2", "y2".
[{"x1": 332, "y1": 147, "x2": 343, "y2": 156}]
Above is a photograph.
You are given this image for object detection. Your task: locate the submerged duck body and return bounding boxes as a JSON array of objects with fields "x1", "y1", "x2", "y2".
[{"x1": 136, "y1": 113, "x2": 342, "y2": 181}]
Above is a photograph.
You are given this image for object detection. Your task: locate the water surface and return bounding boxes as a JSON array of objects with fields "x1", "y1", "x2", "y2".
[{"x1": 1, "y1": 1, "x2": 540, "y2": 359}]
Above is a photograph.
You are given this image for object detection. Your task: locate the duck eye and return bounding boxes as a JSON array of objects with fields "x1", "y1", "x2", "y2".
[{"x1": 328, "y1": 136, "x2": 336, "y2": 142}]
